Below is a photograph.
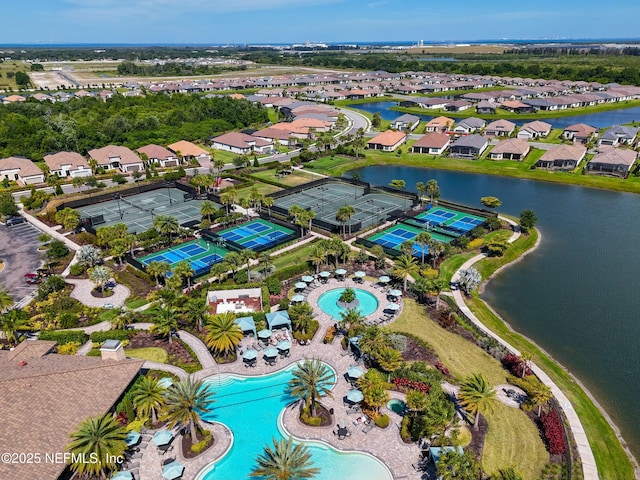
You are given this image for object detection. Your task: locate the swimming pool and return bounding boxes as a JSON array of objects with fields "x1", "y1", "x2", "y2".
[
  {"x1": 197, "y1": 366, "x2": 392, "y2": 480},
  {"x1": 317, "y1": 288, "x2": 379, "y2": 319}
]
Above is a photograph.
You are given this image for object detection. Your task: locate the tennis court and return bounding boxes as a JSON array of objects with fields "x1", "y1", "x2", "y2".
[
  {"x1": 368, "y1": 224, "x2": 455, "y2": 256},
  {"x1": 77, "y1": 187, "x2": 217, "y2": 234},
  {"x1": 273, "y1": 181, "x2": 413, "y2": 232},
  {"x1": 139, "y1": 239, "x2": 230, "y2": 276},
  {"x1": 217, "y1": 219, "x2": 295, "y2": 251},
  {"x1": 407, "y1": 206, "x2": 485, "y2": 235}
]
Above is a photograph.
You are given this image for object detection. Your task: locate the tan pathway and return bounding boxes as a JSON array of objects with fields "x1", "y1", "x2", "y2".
[
  {"x1": 66, "y1": 278, "x2": 130, "y2": 308},
  {"x1": 450, "y1": 222, "x2": 598, "y2": 480}
]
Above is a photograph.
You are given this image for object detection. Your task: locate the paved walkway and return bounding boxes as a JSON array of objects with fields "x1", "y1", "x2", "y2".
[
  {"x1": 66, "y1": 278, "x2": 130, "y2": 308},
  {"x1": 178, "y1": 330, "x2": 216, "y2": 370},
  {"x1": 19, "y1": 207, "x2": 80, "y2": 251},
  {"x1": 450, "y1": 223, "x2": 598, "y2": 480}
]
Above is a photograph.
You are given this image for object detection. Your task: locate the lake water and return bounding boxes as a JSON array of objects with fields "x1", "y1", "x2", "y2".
[
  {"x1": 355, "y1": 101, "x2": 640, "y2": 129},
  {"x1": 348, "y1": 165, "x2": 640, "y2": 461}
]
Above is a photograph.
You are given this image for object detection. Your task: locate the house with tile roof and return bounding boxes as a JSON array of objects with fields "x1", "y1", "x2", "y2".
[
  {"x1": 367, "y1": 130, "x2": 407, "y2": 152},
  {"x1": 44, "y1": 151, "x2": 92, "y2": 178},
  {"x1": 411, "y1": 133, "x2": 450, "y2": 155},
  {"x1": 452, "y1": 117, "x2": 486, "y2": 134},
  {"x1": 485, "y1": 119, "x2": 517, "y2": 137},
  {"x1": 136, "y1": 144, "x2": 179, "y2": 168},
  {"x1": 586, "y1": 148, "x2": 637, "y2": 178},
  {"x1": 167, "y1": 140, "x2": 211, "y2": 164},
  {"x1": 211, "y1": 132, "x2": 273, "y2": 155},
  {"x1": 535, "y1": 144, "x2": 587, "y2": 171},
  {"x1": 425, "y1": 116, "x2": 455, "y2": 134},
  {"x1": 517, "y1": 120, "x2": 552, "y2": 139},
  {"x1": 88, "y1": 145, "x2": 143, "y2": 173},
  {"x1": 489, "y1": 138, "x2": 531, "y2": 161},
  {"x1": 562, "y1": 123, "x2": 597, "y2": 143},
  {"x1": 0, "y1": 156, "x2": 45, "y2": 185},
  {"x1": 0, "y1": 340, "x2": 143, "y2": 480}
]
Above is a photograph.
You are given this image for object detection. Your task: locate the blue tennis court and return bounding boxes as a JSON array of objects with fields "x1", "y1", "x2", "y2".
[
  {"x1": 139, "y1": 239, "x2": 231, "y2": 277},
  {"x1": 217, "y1": 219, "x2": 295, "y2": 252}
]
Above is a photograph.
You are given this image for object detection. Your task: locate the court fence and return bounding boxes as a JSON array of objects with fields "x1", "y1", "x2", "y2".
[
  {"x1": 57, "y1": 181, "x2": 179, "y2": 211},
  {"x1": 354, "y1": 236, "x2": 403, "y2": 259}
]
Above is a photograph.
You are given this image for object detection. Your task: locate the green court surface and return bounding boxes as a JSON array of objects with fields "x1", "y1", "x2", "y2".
[
  {"x1": 139, "y1": 239, "x2": 230, "y2": 276},
  {"x1": 369, "y1": 223, "x2": 455, "y2": 256},
  {"x1": 408, "y1": 206, "x2": 485, "y2": 234},
  {"x1": 216, "y1": 219, "x2": 295, "y2": 251}
]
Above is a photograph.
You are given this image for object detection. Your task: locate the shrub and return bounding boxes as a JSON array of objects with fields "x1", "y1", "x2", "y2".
[
  {"x1": 69, "y1": 263, "x2": 86, "y2": 276},
  {"x1": 265, "y1": 276, "x2": 282, "y2": 295},
  {"x1": 37, "y1": 275, "x2": 67, "y2": 300},
  {"x1": 90, "y1": 329, "x2": 133, "y2": 342},
  {"x1": 58, "y1": 312, "x2": 79, "y2": 329},
  {"x1": 300, "y1": 407, "x2": 322, "y2": 426},
  {"x1": 400, "y1": 416, "x2": 412, "y2": 443},
  {"x1": 540, "y1": 410, "x2": 567, "y2": 455},
  {"x1": 267, "y1": 263, "x2": 309, "y2": 283},
  {"x1": 292, "y1": 319, "x2": 319, "y2": 343},
  {"x1": 338, "y1": 287, "x2": 356, "y2": 304},
  {"x1": 278, "y1": 298, "x2": 290, "y2": 311},
  {"x1": 261, "y1": 286, "x2": 270, "y2": 310},
  {"x1": 191, "y1": 430, "x2": 212, "y2": 454},
  {"x1": 375, "y1": 414, "x2": 390, "y2": 428},
  {"x1": 387, "y1": 333, "x2": 407, "y2": 352},
  {"x1": 323, "y1": 326, "x2": 336, "y2": 344},
  {"x1": 126, "y1": 418, "x2": 147, "y2": 432},
  {"x1": 56, "y1": 342, "x2": 81, "y2": 355},
  {"x1": 39, "y1": 329, "x2": 88, "y2": 345},
  {"x1": 468, "y1": 238, "x2": 484, "y2": 250},
  {"x1": 502, "y1": 354, "x2": 532, "y2": 378},
  {"x1": 393, "y1": 377, "x2": 431, "y2": 394}
]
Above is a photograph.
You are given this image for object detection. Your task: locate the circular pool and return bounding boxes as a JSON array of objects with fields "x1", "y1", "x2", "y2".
[
  {"x1": 318, "y1": 288, "x2": 379, "y2": 319},
  {"x1": 387, "y1": 399, "x2": 406, "y2": 415}
]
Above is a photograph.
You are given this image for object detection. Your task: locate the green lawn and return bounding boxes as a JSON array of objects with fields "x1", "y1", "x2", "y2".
[
  {"x1": 125, "y1": 297, "x2": 148, "y2": 309},
  {"x1": 535, "y1": 129, "x2": 564, "y2": 144},
  {"x1": 251, "y1": 168, "x2": 314, "y2": 187},
  {"x1": 271, "y1": 240, "x2": 320, "y2": 271},
  {"x1": 389, "y1": 299, "x2": 548, "y2": 478},
  {"x1": 124, "y1": 347, "x2": 168, "y2": 363},
  {"x1": 437, "y1": 252, "x2": 476, "y2": 285},
  {"x1": 236, "y1": 182, "x2": 282, "y2": 197}
]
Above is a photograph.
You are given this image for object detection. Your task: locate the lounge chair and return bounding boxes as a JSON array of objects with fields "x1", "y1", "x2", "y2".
[
  {"x1": 346, "y1": 406, "x2": 361, "y2": 415},
  {"x1": 362, "y1": 422, "x2": 375, "y2": 434}
]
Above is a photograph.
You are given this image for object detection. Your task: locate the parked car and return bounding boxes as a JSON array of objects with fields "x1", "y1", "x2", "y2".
[
  {"x1": 5, "y1": 216, "x2": 26, "y2": 226},
  {"x1": 24, "y1": 273, "x2": 40, "y2": 285}
]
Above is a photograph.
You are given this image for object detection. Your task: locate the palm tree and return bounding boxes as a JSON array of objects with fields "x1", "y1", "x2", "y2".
[
  {"x1": 262, "y1": 196, "x2": 274, "y2": 217},
  {"x1": 416, "y1": 181, "x2": 426, "y2": 205},
  {"x1": 393, "y1": 254, "x2": 419, "y2": 292},
  {"x1": 458, "y1": 373, "x2": 497, "y2": 429},
  {"x1": 415, "y1": 232, "x2": 431, "y2": 264},
  {"x1": 153, "y1": 215, "x2": 180, "y2": 242},
  {"x1": 67, "y1": 414, "x2": 127, "y2": 479},
  {"x1": 239, "y1": 197, "x2": 251, "y2": 221},
  {"x1": 520, "y1": 351, "x2": 533, "y2": 378},
  {"x1": 405, "y1": 390, "x2": 429, "y2": 417},
  {"x1": 250, "y1": 436, "x2": 319, "y2": 480},
  {"x1": 240, "y1": 248, "x2": 256, "y2": 281},
  {"x1": 425, "y1": 179, "x2": 441, "y2": 204},
  {"x1": 0, "y1": 288, "x2": 14, "y2": 312},
  {"x1": 492, "y1": 467, "x2": 524, "y2": 480},
  {"x1": 146, "y1": 261, "x2": 171, "y2": 287},
  {"x1": 200, "y1": 200, "x2": 218, "y2": 222},
  {"x1": 288, "y1": 358, "x2": 334, "y2": 417},
  {"x1": 132, "y1": 376, "x2": 166, "y2": 424},
  {"x1": 429, "y1": 280, "x2": 444, "y2": 310},
  {"x1": 338, "y1": 308, "x2": 364, "y2": 332},
  {"x1": 529, "y1": 382, "x2": 553, "y2": 416},
  {"x1": 436, "y1": 449, "x2": 478, "y2": 480},
  {"x1": 335, "y1": 206, "x2": 350, "y2": 238},
  {"x1": 376, "y1": 348, "x2": 403, "y2": 381},
  {"x1": 88, "y1": 265, "x2": 113, "y2": 292},
  {"x1": 183, "y1": 297, "x2": 208, "y2": 332},
  {"x1": 0, "y1": 308, "x2": 28, "y2": 345},
  {"x1": 162, "y1": 377, "x2": 215, "y2": 444},
  {"x1": 111, "y1": 311, "x2": 132, "y2": 330},
  {"x1": 213, "y1": 157, "x2": 226, "y2": 173},
  {"x1": 172, "y1": 261, "x2": 194, "y2": 288},
  {"x1": 151, "y1": 306, "x2": 178, "y2": 344},
  {"x1": 429, "y1": 240, "x2": 445, "y2": 268},
  {"x1": 308, "y1": 244, "x2": 325, "y2": 274},
  {"x1": 288, "y1": 302, "x2": 314, "y2": 335},
  {"x1": 205, "y1": 312, "x2": 243, "y2": 357},
  {"x1": 358, "y1": 327, "x2": 390, "y2": 360},
  {"x1": 259, "y1": 252, "x2": 273, "y2": 276},
  {"x1": 222, "y1": 251, "x2": 243, "y2": 275},
  {"x1": 220, "y1": 188, "x2": 239, "y2": 214}
]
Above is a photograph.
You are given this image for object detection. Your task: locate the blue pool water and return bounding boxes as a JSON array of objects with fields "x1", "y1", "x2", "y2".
[
  {"x1": 197, "y1": 366, "x2": 392, "y2": 480},
  {"x1": 317, "y1": 288, "x2": 379, "y2": 319}
]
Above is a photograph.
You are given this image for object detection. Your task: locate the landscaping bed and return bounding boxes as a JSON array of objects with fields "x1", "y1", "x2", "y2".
[
  {"x1": 128, "y1": 332, "x2": 200, "y2": 371},
  {"x1": 181, "y1": 429, "x2": 214, "y2": 459}
]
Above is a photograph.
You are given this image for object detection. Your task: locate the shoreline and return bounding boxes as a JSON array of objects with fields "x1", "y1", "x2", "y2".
[{"x1": 476, "y1": 227, "x2": 640, "y2": 478}]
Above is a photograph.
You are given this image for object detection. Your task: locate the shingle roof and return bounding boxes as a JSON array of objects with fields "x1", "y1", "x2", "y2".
[
  {"x1": 0, "y1": 347, "x2": 143, "y2": 480},
  {"x1": 43, "y1": 151, "x2": 89, "y2": 171},
  {"x1": 212, "y1": 132, "x2": 271, "y2": 149},
  {"x1": 486, "y1": 119, "x2": 516, "y2": 132},
  {"x1": 451, "y1": 134, "x2": 488, "y2": 149},
  {"x1": 459, "y1": 117, "x2": 486, "y2": 128},
  {"x1": 392, "y1": 114, "x2": 420, "y2": 124}
]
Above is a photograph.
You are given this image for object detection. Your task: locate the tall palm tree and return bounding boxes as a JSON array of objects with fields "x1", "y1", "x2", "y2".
[
  {"x1": 250, "y1": 436, "x2": 319, "y2": 480},
  {"x1": 358, "y1": 327, "x2": 390, "y2": 360},
  {"x1": 376, "y1": 348, "x2": 403, "y2": 381},
  {"x1": 88, "y1": 265, "x2": 113, "y2": 292},
  {"x1": 425, "y1": 179, "x2": 440, "y2": 204},
  {"x1": 0, "y1": 308, "x2": 28, "y2": 345},
  {"x1": 151, "y1": 306, "x2": 178, "y2": 344},
  {"x1": 239, "y1": 197, "x2": 251, "y2": 221},
  {"x1": 146, "y1": 261, "x2": 171, "y2": 287},
  {"x1": 415, "y1": 232, "x2": 431, "y2": 265},
  {"x1": 405, "y1": 390, "x2": 429, "y2": 418},
  {"x1": 183, "y1": 297, "x2": 208, "y2": 332},
  {"x1": 429, "y1": 240, "x2": 445, "y2": 268},
  {"x1": 415, "y1": 181, "x2": 426, "y2": 205},
  {"x1": 393, "y1": 254, "x2": 419, "y2": 292},
  {"x1": 222, "y1": 251, "x2": 242, "y2": 275},
  {"x1": 288, "y1": 358, "x2": 334, "y2": 417},
  {"x1": 0, "y1": 288, "x2": 14, "y2": 312},
  {"x1": 308, "y1": 244, "x2": 326, "y2": 274},
  {"x1": 132, "y1": 376, "x2": 166, "y2": 424},
  {"x1": 200, "y1": 200, "x2": 218, "y2": 222},
  {"x1": 162, "y1": 377, "x2": 215, "y2": 444},
  {"x1": 529, "y1": 382, "x2": 553, "y2": 416},
  {"x1": 67, "y1": 414, "x2": 127, "y2": 479},
  {"x1": 172, "y1": 261, "x2": 194, "y2": 288},
  {"x1": 259, "y1": 252, "x2": 273, "y2": 276},
  {"x1": 262, "y1": 196, "x2": 274, "y2": 217},
  {"x1": 338, "y1": 308, "x2": 364, "y2": 332},
  {"x1": 458, "y1": 373, "x2": 497, "y2": 429},
  {"x1": 153, "y1": 215, "x2": 180, "y2": 242},
  {"x1": 240, "y1": 248, "x2": 256, "y2": 281},
  {"x1": 288, "y1": 302, "x2": 314, "y2": 335},
  {"x1": 205, "y1": 312, "x2": 243, "y2": 357},
  {"x1": 429, "y1": 280, "x2": 444, "y2": 310},
  {"x1": 335, "y1": 206, "x2": 350, "y2": 238}
]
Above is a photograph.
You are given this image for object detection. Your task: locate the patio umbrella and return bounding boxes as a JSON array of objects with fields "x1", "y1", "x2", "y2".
[
  {"x1": 385, "y1": 303, "x2": 400, "y2": 311},
  {"x1": 354, "y1": 271, "x2": 366, "y2": 278},
  {"x1": 243, "y1": 349, "x2": 258, "y2": 361},
  {"x1": 346, "y1": 389, "x2": 364, "y2": 403},
  {"x1": 152, "y1": 430, "x2": 174, "y2": 447},
  {"x1": 291, "y1": 294, "x2": 305, "y2": 303},
  {"x1": 378, "y1": 276, "x2": 390, "y2": 283},
  {"x1": 124, "y1": 430, "x2": 141, "y2": 447},
  {"x1": 158, "y1": 377, "x2": 173, "y2": 388},
  {"x1": 258, "y1": 329, "x2": 272, "y2": 339},
  {"x1": 264, "y1": 347, "x2": 278, "y2": 358},
  {"x1": 294, "y1": 282, "x2": 307, "y2": 290},
  {"x1": 162, "y1": 460, "x2": 185, "y2": 480},
  {"x1": 319, "y1": 271, "x2": 331, "y2": 278},
  {"x1": 335, "y1": 268, "x2": 347, "y2": 276},
  {"x1": 301, "y1": 275, "x2": 314, "y2": 283},
  {"x1": 389, "y1": 289, "x2": 402, "y2": 297},
  {"x1": 347, "y1": 366, "x2": 364, "y2": 379},
  {"x1": 277, "y1": 340, "x2": 292, "y2": 351},
  {"x1": 111, "y1": 471, "x2": 134, "y2": 480}
]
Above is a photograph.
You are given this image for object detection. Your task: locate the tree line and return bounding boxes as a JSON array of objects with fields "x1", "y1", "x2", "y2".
[{"x1": 116, "y1": 61, "x2": 245, "y2": 77}]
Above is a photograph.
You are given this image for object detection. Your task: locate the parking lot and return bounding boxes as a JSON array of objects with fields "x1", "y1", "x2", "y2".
[{"x1": 0, "y1": 221, "x2": 46, "y2": 302}]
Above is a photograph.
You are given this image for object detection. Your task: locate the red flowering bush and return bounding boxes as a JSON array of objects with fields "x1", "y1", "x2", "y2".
[
  {"x1": 435, "y1": 362, "x2": 450, "y2": 375},
  {"x1": 502, "y1": 354, "x2": 532, "y2": 377},
  {"x1": 540, "y1": 410, "x2": 567, "y2": 455},
  {"x1": 393, "y1": 377, "x2": 431, "y2": 394}
]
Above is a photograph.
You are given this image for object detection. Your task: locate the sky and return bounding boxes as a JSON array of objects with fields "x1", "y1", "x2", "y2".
[{"x1": 2, "y1": 0, "x2": 640, "y2": 45}]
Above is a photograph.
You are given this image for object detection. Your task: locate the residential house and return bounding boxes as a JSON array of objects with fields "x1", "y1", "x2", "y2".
[
  {"x1": 411, "y1": 133, "x2": 450, "y2": 155},
  {"x1": 452, "y1": 117, "x2": 486, "y2": 134},
  {"x1": 412, "y1": 97, "x2": 450, "y2": 109},
  {"x1": 136, "y1": 144, "x2": 179, "y2": 168},
  {"x1": 476, "y1": 100, "x2": 497, "y2": 114},
  {"x1": 43, "y1": 151, "x2": 92, "y2": 178},
  {"x1": 167, "y1": 140, "x2": 211, "y2": 164},
  {"x1": 562, "y1": 123, "x2": 597, "y2": 143},
  {"x1": 535, "y1": 144, "x2": 587, "y2": 171},
  {"x1": 0, "y1": 156, "x2": 45, "y2": 185},
  {"x1": 517, "y1": 121, "x2": 552, "y2": 139},
  {"x1": 425, "y1": 116, "x2": 455, "y2": 133},
  {"x1": 211, "y1": 132, "x2": 273, "y2": 155},
  {"x1": 252, "y1": 127, "x2": 299, "y2": 145},
  {"x1": 489, "y1": 139, "x2": 531, "y2": 161},
  {"x1": 597, "y1": 126, "x2": 638, "y2": 147},
  {"x1": 444, "y1": 100, "x2": 472, "y2": 112},
  {"x1": 449, "y1": 135, "x2": 489, "y2": 158},
  {"x1": 2, "y1": 94, "x2": 26, "y2": 104},
  {"x1": 485, "y1": 119, "x2": 516, "y2": 137},
  {"x1": 586, "y1": 148, "x2": 637, "y2": 178},
  {"x1": 367, "y1": 130, "x2": 407, "y2": 152},
  {"x1": 31, "y1": 93, "x2": 54, "y2": 102},
  {"x1": 88, "y1": 145, "x2": 144, "y2": 173},
  {"x1": 499, "y1": 100, "x2": 533, "y2": 113},
  {"x1": 390, "y1": 114, "x2": 420, "y2": 132}
]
